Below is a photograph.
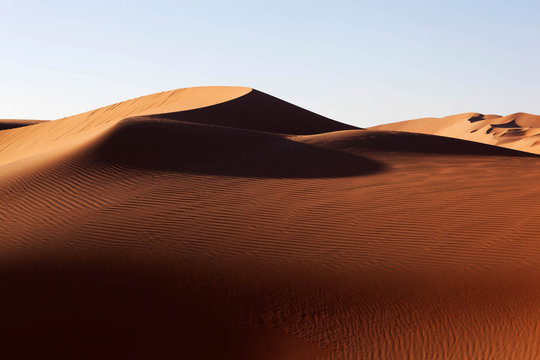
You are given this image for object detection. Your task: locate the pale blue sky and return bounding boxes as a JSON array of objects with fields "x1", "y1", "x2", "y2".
[{"x1": 1, "y1": 0, "x2": 539, "y2": 127}]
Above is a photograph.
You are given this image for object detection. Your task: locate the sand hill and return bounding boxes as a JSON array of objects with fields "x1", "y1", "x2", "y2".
[
  {"x1": 370, "y1": 112, "x2": 540, "y2": 154},
  {"x1": 2, "y1": 87, "x2": 540, "y2": 359}
]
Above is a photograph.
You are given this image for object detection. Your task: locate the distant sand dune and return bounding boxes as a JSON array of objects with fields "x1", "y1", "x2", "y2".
[
  {"x1": 371, "y1": 111, "x2": 540, "y2": 154},
  {"x1": 2, "y1": 87, "x2": 540, "y2": 359}
]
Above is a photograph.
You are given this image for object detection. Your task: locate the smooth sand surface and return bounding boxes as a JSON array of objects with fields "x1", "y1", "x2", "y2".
[
  {"x1": 0, "y1": 119, "x2": 46, "y2": 130},
  {"x1": 370, "y1": 112, "x2": 540, "y2": 154},
  {"x1": 2, "y1": 88, "x2": 540, "y2": 359}
]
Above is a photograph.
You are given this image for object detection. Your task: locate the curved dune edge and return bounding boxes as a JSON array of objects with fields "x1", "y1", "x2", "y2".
[
  {"x1": 0, "y1": 86, "x2": 252, "y2": 168},
  {"x1": 370, "y1": 112, "x2": 540, "y2": 154}
]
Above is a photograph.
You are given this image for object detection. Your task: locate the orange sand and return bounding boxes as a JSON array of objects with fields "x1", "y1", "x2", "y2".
[
  {"x1": 1, "y1": 87, "x2": 540, "y2": 359},
  {"x1": 0, "y1": 119, "x2": 45, "y2": 130}
]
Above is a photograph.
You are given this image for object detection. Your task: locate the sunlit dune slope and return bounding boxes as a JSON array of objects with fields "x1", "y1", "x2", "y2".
[
  {"x1": 2, "y1": 87, "x2": 540, "y2": 359},
  {"x1": 370, "y1": 111, "x2": 540, "y2": 154},
  {"x1": 0, "y1": 119, "x2": 45, "y2": 130},
  {"x1": 0, "y1": 86, "x2": 354, "y2": 169}
]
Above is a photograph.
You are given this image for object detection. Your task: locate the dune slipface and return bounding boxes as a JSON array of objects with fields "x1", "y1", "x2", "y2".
[{"x1": 2, "y1": 87, "x2": 540, "y2": 359}]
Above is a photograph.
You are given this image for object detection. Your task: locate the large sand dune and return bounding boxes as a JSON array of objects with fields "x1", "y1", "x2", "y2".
[{"x1": 2, "y1": 87, "x2": 540, "y2": 359}]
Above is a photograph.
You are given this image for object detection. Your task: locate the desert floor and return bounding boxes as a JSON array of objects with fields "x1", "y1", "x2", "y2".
[{"x1": 2, "y1": 87, "x2": 540, "y2": 359}]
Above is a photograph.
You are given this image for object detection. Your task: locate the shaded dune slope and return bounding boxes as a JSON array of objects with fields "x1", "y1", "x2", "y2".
[
  {"x1": 91, "y1": 117, "x2": 381, "y2": 178},
  {"x1": 371, "y1": 111, "x2": 540, "y2": 154},
  {"x1": 2, "y1": 88, "x2": 540, "y2": 359},
  {"x1": 150, "y1": 89, "x2": 358, "y2": 134},
  {"x1": 89, "y1": 118, "x2": 531, "y2": 180}
]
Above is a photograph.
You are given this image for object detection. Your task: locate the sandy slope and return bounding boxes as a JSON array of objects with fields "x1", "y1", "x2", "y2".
[
  {"x1": 0, "y1": 119, "x2": 45, "y2": 130},
  {"x1": 370, "y1": 112, "x2": 540, "y2": 154},
  {"x1": 2, "y1": 88, "x2": 540, "y2": 359}
]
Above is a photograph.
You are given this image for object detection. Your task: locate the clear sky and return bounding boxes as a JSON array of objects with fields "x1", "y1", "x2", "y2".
[{"x1": 1, "y1": 0, "x2": 539, "y2": 127}]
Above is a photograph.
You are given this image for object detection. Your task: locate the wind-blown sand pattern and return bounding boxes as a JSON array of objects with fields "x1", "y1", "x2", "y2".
[{"x1": 2, "y1": 87, "x2": 540, "y2": 359}]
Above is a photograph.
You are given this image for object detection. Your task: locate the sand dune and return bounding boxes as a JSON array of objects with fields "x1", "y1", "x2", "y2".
[
  {"x1": 370, "y1": 111, "x2": 540, "y2": 154},
  {"x1": 2, "y1": 87, "x2": 540, "y2": 359}
]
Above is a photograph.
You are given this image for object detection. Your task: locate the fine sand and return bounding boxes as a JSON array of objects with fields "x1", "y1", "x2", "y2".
[{"x1": 2, "y1": 87, "x2": 540, "y2": 359}]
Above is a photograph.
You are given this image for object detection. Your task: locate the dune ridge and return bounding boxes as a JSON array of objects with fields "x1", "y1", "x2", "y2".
[{"x1": 2, "y1": 87, "x2": 540, "y2": 359}]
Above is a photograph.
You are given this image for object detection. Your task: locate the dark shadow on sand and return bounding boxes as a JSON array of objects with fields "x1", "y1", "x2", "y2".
[
  {"x1": 91, "y1": 117, "x2": 385, "y2": 178},
  {"x1": 147, "y1": 89, "x2": 358, "y2": 135},
  {"x1": 90, "y1": 119, "x2": 538, "y2": 180},
  {"x1": 0, "y1": 258, "x2": 302, "y2": 360}
]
